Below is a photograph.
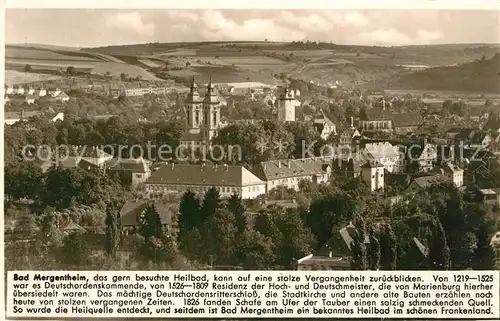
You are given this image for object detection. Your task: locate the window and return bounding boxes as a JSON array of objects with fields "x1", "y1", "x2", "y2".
[
  {"x1": 187, "y1": 112, "x2": 191, "y2": 125},
  {"x1": 204, "y1": 111, "x2": 208, "y2": 125},
  {"x1": 195, "y1": 111, "x2": 199, "y2": 125},
  {"x1": 213, "y1": 111, "x2": 217, "y2": 125}
]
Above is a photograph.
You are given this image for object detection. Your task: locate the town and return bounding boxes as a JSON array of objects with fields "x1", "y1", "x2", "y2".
[{"x1": 4, "y1": 10, "x2": 500, "y2": 273}]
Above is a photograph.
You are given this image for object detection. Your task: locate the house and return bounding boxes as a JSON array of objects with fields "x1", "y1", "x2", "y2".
[
  {"x1": 55, "y1": 92, "x2": 70, "y2": 102},
  {"x1": 253, "y1": 157, "x2": 332, "y2": 192},
  {"x1": 25, "y1": 95, "x2": 36, "y2": 105},
  {"x1": 362, "y1": 142, "x2": 403, "y2": 174},
  {"x1": 313, "y1": 109, "x2": 336, "y2": 140},
  {"x1": 470, "y1": 132, "x2": 493, "y2": 149},
  {"x1": 404, "y1": 175, "x2": 445, "y2": 194},
  {"x1": 119, "y1": 200, "x2": 175, "y2": 234},
  {"x1": 361, "y1": 161, "x2": 384, "y2": 192},
  {"x1": 145, "y1": 163, "x2": 266, "y2": 199},
  {"x1": 49, "y1": 88, "x2": 62, "y2": 97},
  {"x1": 38, "y1": 88, "x2": 47, "y2": 97},
  {"x1": 338, "y1": 120, "x2": 361, "y2": 147},
  {"x1": 5, "y1": 85, "x2": 14, "y2": 95},
  {"x1": 44, "y1": 145, "x2": 113, "y2": 169},
  {"x1": 27, "y1": 87, "x2": 35, "y2": 95},
  {"x1": 4, "y1": 110, "x2": 41, "y2": 125},
  {"x1": 392, "y1": 113, "x2": 423, "y2": 135},
  {"x1": 478, "y1": 188, "x2": 500, "y2": 207},
  {"x1": 107, "y1": 157, "x2": 151, "y2": 187},
  {"x1": 442, "y1": 162, "x2": 464, "y2": 188},
  {"x1": 16, "y1": 86, "x2": 25, "y2": 95},
  {"x1": 60, "y1": 220, "x2": 87, "y2": 235}
]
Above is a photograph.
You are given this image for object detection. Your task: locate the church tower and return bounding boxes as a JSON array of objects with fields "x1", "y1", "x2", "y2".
[
  {"x1": 186, "y1": 76, "x2": 202, "y2": 134},
  {"x1": 277, "y1": 87, "x2": 299, "y2": 122},
  {"x1": 201, "y1": 76, "x2": 221, "y2": 142}
]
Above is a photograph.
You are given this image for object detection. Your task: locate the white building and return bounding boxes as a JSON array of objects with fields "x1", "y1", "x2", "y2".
[
  {"x1": 254, "y1": 157, "x2": 332, "y2": 192},
  {"x1": 107, "y1": 157, "x2": 151, "y2": 187},
  {"x1": 277, "y1": 87, "x2": 300, "y2": 122},
  {"x1": 443, "y1": 162, "x2": 464, "y2": 188},
  {"x1": 145, "y1": 163, "x2": 266, "y2": 200},
  {"x1": 361, "y1": 161, "x2": 384, "y2": 192},
  {"x1": 313, "y1": 109, "x2": 337, "y2": 140},
  {"x1": 363, "y1": 142, "x2": 403, "y2": 174}
]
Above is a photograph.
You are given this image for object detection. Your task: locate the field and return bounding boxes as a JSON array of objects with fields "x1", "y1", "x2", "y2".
[{"x1": 5, "y1": 70, "x2": 63, "y2": 85}]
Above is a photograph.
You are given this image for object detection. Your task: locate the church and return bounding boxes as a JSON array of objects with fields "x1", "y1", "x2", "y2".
[{"x1": 180, "y1": 77, "x2": 225, "y2": 150}]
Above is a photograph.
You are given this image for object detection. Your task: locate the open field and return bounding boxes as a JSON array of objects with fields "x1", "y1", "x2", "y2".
[
  {"x1": 218, "y1": 56, "x2": 286, "y2": 65},
  {"x1": 6, "y1": 47, "x2": 100, "y2": 61},
  {"x1": 5, "y1": 70, "x2": 63, "y2": 85},
  {"x1": 167, "y1": 65, "x2": 277, "y2": 84},
  {"x1": 138, "y1": 58, "x2": 163, "y2": 68},
  {"x1": 6, "y1": 58, "x2": 161, "y2": 81}
]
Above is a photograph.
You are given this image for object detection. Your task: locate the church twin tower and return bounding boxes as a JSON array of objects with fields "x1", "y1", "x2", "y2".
[{"x1": 185, "y1": 76, "x2": 222, "y2": 143}]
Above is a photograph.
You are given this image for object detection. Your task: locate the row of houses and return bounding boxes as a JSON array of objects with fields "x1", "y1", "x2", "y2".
[{"x1": 4, "y1": 111, "x2": 64, "y2": 125}]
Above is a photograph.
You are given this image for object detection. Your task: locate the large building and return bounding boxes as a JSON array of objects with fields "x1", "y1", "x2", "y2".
[
  {"x1": 144, "y1": 163, "x2": 266, "y2": 199},
  {"x1": 180, "y1": 77, "x2": 225, "y2": 150},
  {"x1": 253, "y1": 157, "x2": 332, "y2": 192}
]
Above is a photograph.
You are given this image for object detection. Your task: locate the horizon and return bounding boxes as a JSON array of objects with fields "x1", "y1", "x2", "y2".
[
  {"x1": 6, "y1": 40, "x2": 500, "y2": 50},
  {"x1": 6, "y1": 9, "x2": 500, "y2": 47}
]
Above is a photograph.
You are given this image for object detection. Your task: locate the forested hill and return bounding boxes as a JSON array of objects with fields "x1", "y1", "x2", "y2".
[{"x1": 387, "y1": 53, "x2": 500, "y2": 93}]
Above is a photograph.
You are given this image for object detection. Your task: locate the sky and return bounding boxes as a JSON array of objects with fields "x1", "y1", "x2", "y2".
[{"x1": 5, "y1": 9, "x2": 500, "y2": 47}]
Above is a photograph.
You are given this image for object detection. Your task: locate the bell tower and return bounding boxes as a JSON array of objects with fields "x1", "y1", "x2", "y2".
[
  {"x1": 201, "y1": 76, "x2": 221, "y2": 142},
  {"x1": 186, "y1": 76, "x2": 202, "y2": 133}
]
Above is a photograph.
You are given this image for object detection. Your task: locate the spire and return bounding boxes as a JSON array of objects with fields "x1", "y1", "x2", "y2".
[{"x1": 190, "y1": 75, "x2": 198, "y2": 93}]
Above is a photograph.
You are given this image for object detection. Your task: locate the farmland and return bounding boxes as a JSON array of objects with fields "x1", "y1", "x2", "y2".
[{"x1": 5, "y1": 70, "x2": 63, "y2": 85}]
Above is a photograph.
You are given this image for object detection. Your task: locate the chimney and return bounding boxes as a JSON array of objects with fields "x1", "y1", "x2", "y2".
[{"x1": 278, "y1": 161, "x2": 281, "y2": 168}]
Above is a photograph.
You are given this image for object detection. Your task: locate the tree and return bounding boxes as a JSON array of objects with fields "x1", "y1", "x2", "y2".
[
  {"x1": 350, "y1": 229, "x2": 367, "y2": 270},
  {"x1": 177, "y1": 190, "x2": 201, "y2": 234},
  {"x1": 138, "y1": 204, "x2": 163, "y2": 240},
  {"x1": 58, "y1": 233, "x2": 91, "y2": 267},
  {"x1": 235, "y1": 229, "x2": 276, "y2": 270},
  {"x1": 428, "y1": 220, "x2": 450, "y2": 270},
  {"x1": 205, "y1": 208, "x2": 237, "y2": 265},
  {"x1": 24, "y1": 64, "x2": 32, "y2": 72},
  {"x1": 185, "y1": 62, "x2": 191, "y2": 68},
  {"x1": 367, "y1": 227, "x2": 381, "y2": 270},
  {"x1": 66, "y1": 66, "x2": 76, "y2": 75},
  {"x1": 226, "y1": 193, "x2": 246, "y2": 234},
  {"x1": 105, "y1": 202, "x2": 121, "y2": 258},
  {"x1": 200, "y1": 187, "x2": 222, "y2": 223},
  {"x1": 378, "y1": 224, "x2": 397, "y2": 270},
  {"x1": 471, "y1": 223, "x2": 497, "y2": 270}
]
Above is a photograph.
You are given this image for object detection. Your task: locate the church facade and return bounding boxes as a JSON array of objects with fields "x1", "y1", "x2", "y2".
[{"x1": 180, "y1": 77, "x2": 224, "y2": 150}]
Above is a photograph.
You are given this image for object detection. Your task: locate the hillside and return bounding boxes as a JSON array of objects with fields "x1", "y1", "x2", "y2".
[{"x1": 383, "y1": 54, "x2": 500, "y2": 93}]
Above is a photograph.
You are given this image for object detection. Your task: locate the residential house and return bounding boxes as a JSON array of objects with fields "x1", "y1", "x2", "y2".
[
  {"x1": 470, "y1": 132, "x2": 493, "y2": 150},
  {"x1": 5, "y1": 85, "x2": 14, "y2": 95},
  {"x1": 107, "y1": 157, "x2": 151, "y2": 187},
  {"x1": 38, "y1": 88, "x2": 47, "y2": 97},
  {"x1": 27, "y1": 87, "x2": 35, "y2": 95},
  {"x1": 55, "y1": 92, "x2": 70, "y2": 102},
  {"x1": 120, "y1": 200, "x2": 175, "y2": 235},
  {"x1": 442, "y1": 162, "x2": 464, "y2": 188},
  {"x1": 253, "y1": 157, "x2": 332, "y2": 192},
  {"x1": 362, "y1": 141, "x2": 403, "y2": 173},
  {"x1": 313, "y1": 109, "x2": 337, "y2": 140},
  {"x1": 338, "y1": 120, "x2": 361, "y2": 148},
  {"x1": 45, "y1": 145, "x2": 113, "y2": 170},
  {"x1": 478, "y1": 188, "x2": 500, "y2": 207},
  {"x1": 49, "y1": 88, "x2": 62, "y2": 97},
  {"x1": 404, "y1": 175, "x2": 445, "y2": 194},
  {"x1": 145, "y1": 163, "x2": 266, "y2": 199},
  {"x1": 25, "y1": 95, "x2": 36, "y2": 105},
  {"x1": 16, "y1": 86, "x2": 25, "y2": 95},
  {"x1": 361, "y1": 161, "x2": 384, "y2": 192},
  {"x1": 4, "y1": 110, "x2": 44, "y2": 125}
]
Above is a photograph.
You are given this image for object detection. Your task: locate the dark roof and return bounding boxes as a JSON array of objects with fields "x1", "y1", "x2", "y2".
[
  {"x1": 361, "y1": 161, "x2": 384, "y2": 168},
  {"x1": 362, "y1": 108, "x2": 393, "y2": 121},
  {"x1": 392, "y1": 113, "x2": 423, "y2": 127},
  {"x1": 255, "y1": 158, "x2": 331, "y2": 181},
  {"x1": 411, "y1": 175, "x2": 446, "y2": 189},
  {"x1": 120, "y1": 200, "x2": 174, "y2": 227},
  {"x1": 146, "y1": 163, "x2": 264, "y2": 187},
  {"x1": 78, "y1": 158, "x2": 100, "y2": 171},
  {"x1": 108, "y1": 157, "x2": 148, "y2": 173}
]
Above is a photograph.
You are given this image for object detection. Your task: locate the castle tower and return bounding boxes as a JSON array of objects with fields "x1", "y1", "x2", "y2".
[
  {"x1": 277, "y1": 87, "x2": 299, "y2": 122},
  {"x1": 186, "y1": 76, "x2": 202, "y2": 133},
  {"x1": 361, "y1": 161, "x2": 384, "y2": 192},
  {"x1": 201, "y1": 76, "x2": 221, "y2": 141}
]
